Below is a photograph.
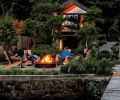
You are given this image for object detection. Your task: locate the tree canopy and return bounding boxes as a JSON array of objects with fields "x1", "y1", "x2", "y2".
[
  {"x1": 0, "y1": 15, "x2": 17, "y2": 50},
  {"x1": 0, "y1": 0, "x2": 119, "y2": 49},
  {"x1": 22, "y1": 0, "x2": 64, "y2": 46}
]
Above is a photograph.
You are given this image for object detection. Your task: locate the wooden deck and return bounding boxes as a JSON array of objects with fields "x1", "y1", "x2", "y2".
[{"x1": 101, "y1": 64, "x2": 120, "y2": 100}]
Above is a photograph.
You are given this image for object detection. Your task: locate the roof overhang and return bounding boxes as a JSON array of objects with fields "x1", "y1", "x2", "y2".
[{"x1": 62, "y1": 0, "x2": 88, "y2": 14}]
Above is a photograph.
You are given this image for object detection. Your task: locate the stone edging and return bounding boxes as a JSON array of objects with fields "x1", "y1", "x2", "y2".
[{"x1": 0, "y1": 74, "x2": 110, "y2": 81}]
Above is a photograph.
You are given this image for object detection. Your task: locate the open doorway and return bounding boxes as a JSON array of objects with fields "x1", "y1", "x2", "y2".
[{"x1": 63, "y1": 36, "x2": 79, "y2": 49}]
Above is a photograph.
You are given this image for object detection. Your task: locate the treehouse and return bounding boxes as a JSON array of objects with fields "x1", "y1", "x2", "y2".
[{"x1": 55, "y1": 0, "x2": 88, "y2": 50}]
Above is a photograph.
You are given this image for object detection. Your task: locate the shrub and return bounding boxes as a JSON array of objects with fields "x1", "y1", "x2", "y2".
[
  {"x1": 22, "y1": 69, "x2": 36, "y2": 75},
  {"x1": 0, "y1": 69, "x2": 58, "y2": 75},
  {"x1": 68, "y1": 62, "x2": 81, "y2": 74},
  {"x1": 10, "y1": 68, "x2": 23, "y2": 75},
  {"x1": 0, "y1": 70, "x2": 6, "y2": 75},
  {"x1": 0, "y1": 69, "x2": 37, "y2": 75},
  {"x1": 4, "y1": 70, "x2": 12, "y2": 75},
  {"x1": 61, "y1": 58, "x2": 98, "y2": 74},
  {"x1": 86, "y1": 81, "x2": 103, "y2": 99},
  {"x1": 32, "y1": 44, "x2": 61, "y2": 57},
  {"x1": 96, "y1": 58, "x2": 114, "y2": 75},
  {"x1": 60, "y1": 61, "x2": 81, "y2": 74},
  {"x1": 77, "y1": 59, "x2": 96, "y2": 74},
  {"x1": 96, "y1": 50, "x2": 112, "y2": 60},
  {"x1": 60, "y1": 64, "x2": 69, "y2": 74},
  {"x1": 42, "y1": 70, "x2": 59, "y2": 75}
]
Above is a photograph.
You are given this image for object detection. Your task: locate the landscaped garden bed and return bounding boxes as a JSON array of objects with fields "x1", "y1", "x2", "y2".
[
  {"x1": 0, "y1": 75, "x2": 110, "y2": 100},
  {"x1": 0, "y1": 49, "x2": 115, "y2": 100}
]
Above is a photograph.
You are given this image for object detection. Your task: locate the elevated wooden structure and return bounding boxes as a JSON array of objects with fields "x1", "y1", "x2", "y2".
[{"x1": 55, "y1": 0, "x2": 88, "y2": 49}]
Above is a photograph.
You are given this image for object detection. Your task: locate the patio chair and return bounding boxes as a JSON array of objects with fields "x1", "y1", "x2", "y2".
[
  {"x1": 23, "y1": 49, "x2": 40, "y2": 66},
  {"x1": 23, "y1": 49, "x2": 32, "y2": 66},
  {"x1": 3, "y1": 50, "x2": 22, "y2": 69},
  {"x1": 55, "y1": 54, "x2": 69, "y2": 65}
]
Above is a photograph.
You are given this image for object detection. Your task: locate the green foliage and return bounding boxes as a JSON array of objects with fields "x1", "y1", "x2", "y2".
[
  {"x1": 77, "y1": 41, "x2": 85, "y2": 53},
  {"x1": 108, "y1": 16, "x2": 120, "y2": 40},
  {"x1": 61, "y1": 59, "x2": 96, "y2": 74},
  {"x1": 60, "y1": 65, "x2": 69, "y2": 74},
  {"x1": 86, "y1": 81, "x2": 103, "y2": 99},
  {"x1": 23, "y1": 69, "x2": 36, "y2": 75},
  {"x1": 47, "y1": 15, "x2": 64, "y2": 29},
  {"x1": 60, "y1": 52, "x2": 113, "y2": 75},
  {"x1": 87, "y1": 6, "x2": 103, "y2": 23},
  {"x1": 22, "y1": 19, "x2": 51, "y2": 44},
  {"x1": 67, "y1": 62, "x2": 80, "y2": 74},
  {"x1": 23, "y1": 11, "x2": 63, "y2": 44},
  {"x1": 41, "y1": 70, "x2": 59, "y2": 75},
  {"x1": 0, "y1": 68, "x2": 59, "y2": 75},
  {"x1": 0, "y1": 69, "x2": 35, "y2": 75},
  {"x1": 109, "y1": 16, "x2": 120, "y2": 35},
  {"x1": 22, "y1": 19, "x2": 36, "y2": 36},
  {"x1": 10, "y1": 68, "x2": 23, "y2": 75},
  {"x1": 0, "y1": 53, "x2": 7, "y2": 62},
  {"x1": 32, "y1": 44, "x2": 58, "y2": 57},
  {"x1": 78, "y1": 23, "x2": 99, "y2": 39},
  {"x1": 60, "y1": 60, "x2": 80, "y2": 74},
  {"x1": 77, "y1": 6, "x2": 103, "y2": 48},
  {"x1": 32, "y1": 2, "x2": 62, "y2": 15},
  {"x1": 22, "y1": 1, "x2": 63, "y2": 45},
  {"x1": 89, "y1": 44, "x2": 99, "y2": 58},
  {"x1": 96, "y1": 50, "x2": 112, "y2": 60},
  {"x1": 2, "y1": 70, "x2": 12, "y2": 75},
  {"x1": 96, "y1": 58, "x2": 114, "y2": 75},
  {"x1": 0, "y1": 70, "x2": 6, "y2": 75},
  {"x1": 77, "y1": 59, "x2": 96, "y2": 74},
  {"x1": 77, "y1": 22, "x2": 100, "y2": 48},
  {"x1": 0, "y1": 15, "x2": 17, "y2": 47},
  {"x1": 0, "y1": 0, "x2": 33, "y2": 19},
  {"x1": 87, "y1": 6, "x2": 103, "y2": 26}
]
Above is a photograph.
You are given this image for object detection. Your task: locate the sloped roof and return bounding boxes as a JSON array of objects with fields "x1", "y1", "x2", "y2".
[{"x1": 62, "y1": 0, "x2": 89, "y2": 14}]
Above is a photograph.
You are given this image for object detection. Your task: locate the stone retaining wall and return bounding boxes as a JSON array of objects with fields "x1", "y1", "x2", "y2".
[{"x1": 0, "y1": 75, "x2": 110, "y2": 100}]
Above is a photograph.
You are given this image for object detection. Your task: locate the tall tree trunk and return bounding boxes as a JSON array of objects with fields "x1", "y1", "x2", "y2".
[
  {"x1": 52, "y1": 29, "x2": 55, "y2": 47},
  {"x1": 31, "y1": 37, "x2": 36, "y2": 49},
  {"x1": 86, "y1": 41, "x2": 88, "y2": 48},
  {"x1": 2, "y1": 45, "x2": 11, "y2": 64}
]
